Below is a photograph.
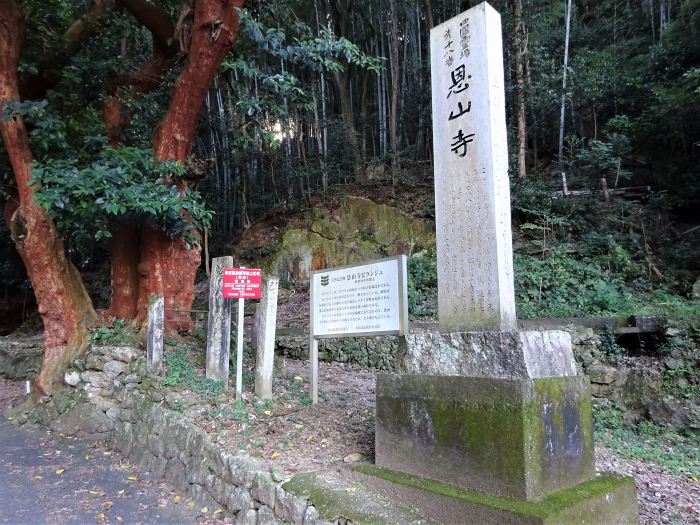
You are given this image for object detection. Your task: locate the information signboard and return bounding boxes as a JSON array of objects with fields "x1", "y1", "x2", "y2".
[
  {"x1": 310, "y1": 256, "x2": 408, "y2": 338},
  {"x1": 223, "y1": 268, "x2": 262, "y2": 299}
]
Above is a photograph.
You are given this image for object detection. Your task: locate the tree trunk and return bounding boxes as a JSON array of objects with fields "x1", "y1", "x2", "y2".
[
  {"x1": 514, "y1": 0, "x2": 527, "y2": 178},
  {"x1": 0, "y1": 0, "x2": 97, "y2": 395},
  {"x1": 140, "y1": 0, "x2": 245, "y2": 330},
  {"x1": 333, "y1": 69, "x2": 365, "y2": 182},
  {"x1": 105, "y1": 223, "x2": 141, "y2": 319},
  {"x1": 388, "y1": 0, "x2": 401, "y2": 187},
  {"x1": 558, "y1": 0, "x2": 573, "y2": 168}
]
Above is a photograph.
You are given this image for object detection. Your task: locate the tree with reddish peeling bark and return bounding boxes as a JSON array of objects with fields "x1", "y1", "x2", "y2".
[
  {"x1": 0, "y1": 0, "x2": 97, "y2": 396},
  {"x1": 140, "y1": 0, "x2": 245, "y2": 330},
  {"x1": 0, "y1": 0, "x2": 245, "y2": 394}
]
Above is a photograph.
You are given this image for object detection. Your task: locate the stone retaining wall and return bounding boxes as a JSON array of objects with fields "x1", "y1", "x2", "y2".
[
  {"x1": 28, "y1": 346, "x2": 326, "y2": 525},
  {"x1": 276, "y1": 334, "x2": 400, "y2": 371}
]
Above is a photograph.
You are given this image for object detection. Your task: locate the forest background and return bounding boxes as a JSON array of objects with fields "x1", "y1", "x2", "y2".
[{"x1": 0, "y1": 0, "x2": 698, "y2": 392}]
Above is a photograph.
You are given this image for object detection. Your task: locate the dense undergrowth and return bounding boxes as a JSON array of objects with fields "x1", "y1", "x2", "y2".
[{"x1": 407, "y1": 177, "x2": 699, "y2": 322}]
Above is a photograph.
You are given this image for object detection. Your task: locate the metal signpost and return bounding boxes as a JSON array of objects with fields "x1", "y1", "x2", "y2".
[
  {"x1": 309, "y1": 255, "x2": 409, "y2": 403},
  {"x1": 223, "y1": 267, "x2": 262, "y2": 399}
]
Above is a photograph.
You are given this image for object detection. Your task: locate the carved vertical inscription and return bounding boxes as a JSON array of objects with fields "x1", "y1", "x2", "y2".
[{"x1": 430, "y1": 3, "x2": 516, "y2": 331}]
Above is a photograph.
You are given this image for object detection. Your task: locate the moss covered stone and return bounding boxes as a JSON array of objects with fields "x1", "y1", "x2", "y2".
[
  {"x1": 283, "y1": 471, "x2": 427, "y2": 524},
  {"x1": 349, "y1": 464, "x2": 638, "y2": 525},
  {"x1": 375, "y1": 375, "x2": 595, "y2": 500},
  {"x1": 265, "y1": 196, "x2": 435, "y2": 282}
]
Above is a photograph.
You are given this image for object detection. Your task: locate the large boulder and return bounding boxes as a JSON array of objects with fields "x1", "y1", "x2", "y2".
[{"x1": 239, "y1": 196, "x2": 435, "y2": 283}]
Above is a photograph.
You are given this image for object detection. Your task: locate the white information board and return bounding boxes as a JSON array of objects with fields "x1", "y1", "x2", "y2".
[
  {"x1": 310, "y1": 256, "x2": 408, "y2": 338},
  {"x1": 308, "y1": 255, "x2": 409, "y2": 404}
]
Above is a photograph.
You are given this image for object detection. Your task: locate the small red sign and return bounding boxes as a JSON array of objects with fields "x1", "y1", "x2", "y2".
[{"x1": 223, "y1": 268, "x2": 262, "y2": 299}]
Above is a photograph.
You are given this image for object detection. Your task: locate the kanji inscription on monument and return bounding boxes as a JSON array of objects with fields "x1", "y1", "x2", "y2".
[{"x1": 430, "y1": 2, "x2": 516, "y2": 331}]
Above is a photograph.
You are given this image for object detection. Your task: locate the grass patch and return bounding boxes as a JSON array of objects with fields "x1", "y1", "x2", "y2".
[{"x1": 162, "y1": 346, "x2": 224, "y2": 399}]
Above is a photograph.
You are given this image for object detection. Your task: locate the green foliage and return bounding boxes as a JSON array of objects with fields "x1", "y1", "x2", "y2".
[
  {"x1": 594, "y1": 403, "x2": 700, "y2": 477},
  {"x1": 204, "y1": 400, "x2": 250, "y2": 423},
  {"x1": 597, "y1": 328, "x2": 625, "y2": 363},
  {"x1": 31, "y1": 147, "x2": 212, "y2": 247},
  {"x1": 511, "y1": 176, "x2": 698, "y2": 319},
  {"x1": 163, "y1": 347, "x2": 224, "y2": 399},
  {"x1": 514, "y1": 248, "x2": 640, "y2": 318},
  {"x1": 407, "y1": 255, "x2": 437, "y2": 319},
  {"x1": 89, "y1": 319, "x2": 137, "y2": 346}
]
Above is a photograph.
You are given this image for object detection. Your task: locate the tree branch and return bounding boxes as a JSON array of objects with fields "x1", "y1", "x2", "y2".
[{"x1": 19, "y1": 0, "x2": 113, "y2": 100}]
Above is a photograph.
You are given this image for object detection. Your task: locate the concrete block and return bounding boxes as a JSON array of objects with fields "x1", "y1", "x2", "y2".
[{"x1": 375, "y1": 374, "x2": 594, "y2": 500}]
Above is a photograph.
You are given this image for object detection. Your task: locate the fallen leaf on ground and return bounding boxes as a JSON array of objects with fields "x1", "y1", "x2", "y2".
[
  {"x1": 55, "y1": 468, "x2": 65, "y2": 475},
  {"x1": 172, "y1": 495, "x2": 181, "y2": 504}
]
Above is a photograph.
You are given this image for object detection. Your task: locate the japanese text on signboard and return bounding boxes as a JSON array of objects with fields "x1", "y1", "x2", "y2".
[
  {"x1": 223, "y1": 268, "x2": 262, "y2": 299},
  {"x1": 311, "y1": 257, "x2": 407, "y2": 338}
]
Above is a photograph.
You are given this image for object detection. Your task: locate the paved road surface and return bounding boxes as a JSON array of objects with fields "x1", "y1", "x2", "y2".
[{"x1": 0, "y1": 416, "x2": 212, "y2": 525}]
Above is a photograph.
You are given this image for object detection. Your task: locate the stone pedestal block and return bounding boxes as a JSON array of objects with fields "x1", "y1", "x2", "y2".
[
  {"x1": 348, "y1": 465, "x2": 638, "y2": 525},
  {"x1": 375, "y1": 374, "x2": 595, "y2": 501},
  {"x1": 398, "y1": 330, "x2": 577, "y2": 379}
]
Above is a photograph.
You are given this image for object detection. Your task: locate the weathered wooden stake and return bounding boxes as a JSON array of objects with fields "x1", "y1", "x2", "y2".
[
  {"x1": 206, "y1": 256, "x2": 233, "y2": 387},
  {"x1": 254, "y1": 277, "x2": 279, "y2": 399},
  {"x1": 147, "y1": 296, "x2": 164, "y2": 374}
]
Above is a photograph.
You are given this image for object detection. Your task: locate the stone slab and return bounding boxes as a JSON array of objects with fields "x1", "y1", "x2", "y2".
[
  {"x1": 255, "y1": 277, "x2": 279, "y2": 400},
  {"x1": 375, "y1": 374, "x2": 594, "y2": 501},
  {"x1": 146, "y1": 297, "x2": 164, "y2": 374},
  {"x1": 348, "y1": 464, "x2": 638, "y2": 525},
  {"x1": 206, "y1": 256, "x2": 233, "y2": 386},
  {"x1": 397, "y1": 330, "x2": 577, "y2": 378},
  {"x1": 431, "y1": 3, "x2": 516, "y2": 332}
]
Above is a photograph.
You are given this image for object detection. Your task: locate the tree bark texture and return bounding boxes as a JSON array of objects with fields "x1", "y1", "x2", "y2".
[
  {"x1": 152, "y1": 0, "x2": 244, "y2": 161},
  {"x1": 105, "y1": 223, "x2": 141, "y2": 319},
  {"x1": 140, "y1": 0, "x2": 245, "y2": 330},
  {"x1": 0, "y1": 0, "x2": 97, "y2": 395},
  {"x1": 513, "y1": 0, "x2": 527, "y2": 178}
]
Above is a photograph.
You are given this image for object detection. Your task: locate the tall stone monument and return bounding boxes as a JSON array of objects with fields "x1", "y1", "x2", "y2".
[
  {"x1": 431, "y1": 1, "x2": 515, "y2": 332},
  {"x1": 354, "y1": 4, "x2": 639, "y2": 523}
]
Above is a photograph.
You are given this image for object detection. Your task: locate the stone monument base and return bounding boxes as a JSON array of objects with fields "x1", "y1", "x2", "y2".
[
  {"x1": 376, "y1": 374, "x2": 596, "y2": 500},
  {"x1": 347, "y1": 464, "x2": 638, "y2": 525}
]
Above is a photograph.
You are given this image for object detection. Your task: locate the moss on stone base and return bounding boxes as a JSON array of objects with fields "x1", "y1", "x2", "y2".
[
  {"x1": 351, "y1": 465, "x2": 638, "y2": 524},
  {"x1": 375, "y1": 375, "x2": 595, "y2": 500}
]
